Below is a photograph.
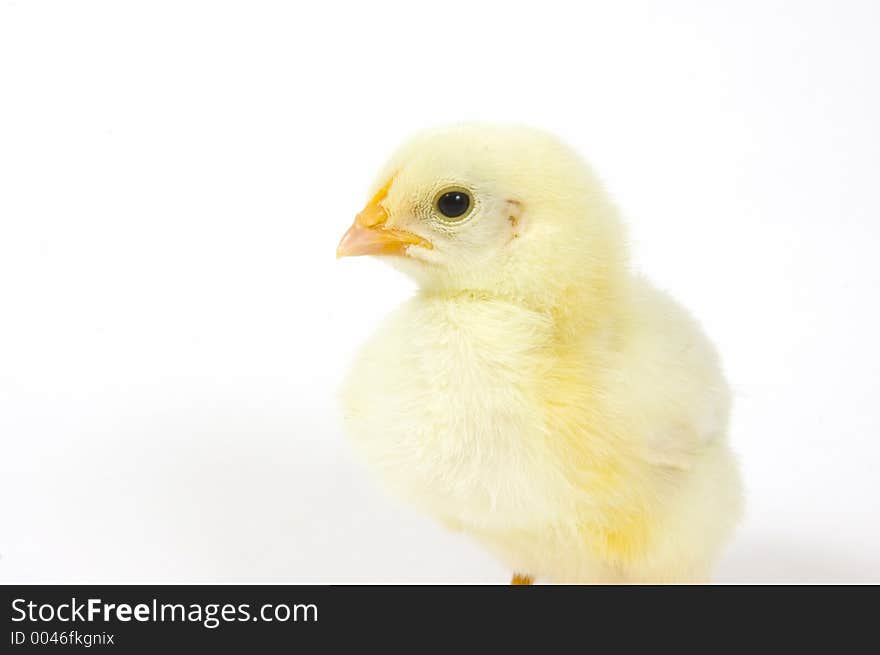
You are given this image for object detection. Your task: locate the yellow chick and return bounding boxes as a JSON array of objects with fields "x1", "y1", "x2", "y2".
[{"x1": 337, "y1": 124, "x2": 742, "y2": 584}]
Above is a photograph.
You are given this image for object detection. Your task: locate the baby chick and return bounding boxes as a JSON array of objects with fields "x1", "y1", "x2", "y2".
[{"x1": 337, "y1": 125, "x2": 742, "y2": 584}]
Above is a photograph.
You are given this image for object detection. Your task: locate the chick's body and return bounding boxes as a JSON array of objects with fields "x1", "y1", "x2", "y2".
[{"x1": 340, "y1": 125, "x2": 742, "y2": 583}]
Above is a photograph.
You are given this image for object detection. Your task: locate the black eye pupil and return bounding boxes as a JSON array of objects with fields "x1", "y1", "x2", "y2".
[{"x1": 437, "y1": 191, "x2": 470, "y2": 219}]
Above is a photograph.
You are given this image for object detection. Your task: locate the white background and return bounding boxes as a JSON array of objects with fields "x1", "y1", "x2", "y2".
[{"x1": 1, "y1": 1, "x2": 878, "y2": 583}]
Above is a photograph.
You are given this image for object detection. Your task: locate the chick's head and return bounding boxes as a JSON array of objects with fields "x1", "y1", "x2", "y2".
[{"x1": 338, "y1": 124, "x2": 627, "y2": 308}]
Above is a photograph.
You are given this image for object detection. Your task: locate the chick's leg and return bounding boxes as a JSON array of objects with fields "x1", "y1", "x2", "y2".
[{"x1": 511, "y1": 573, "x2": 534, "y2": 585}]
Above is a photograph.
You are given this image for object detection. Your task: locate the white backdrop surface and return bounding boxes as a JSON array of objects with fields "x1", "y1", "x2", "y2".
[{"x1": 1, "y1": 1, "x2": 878, "y2": 583}]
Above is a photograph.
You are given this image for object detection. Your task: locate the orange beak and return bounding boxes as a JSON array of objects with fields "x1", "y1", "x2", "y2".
[{"x1": 336, "y1": 178, "x2": 432, "y2": 258}]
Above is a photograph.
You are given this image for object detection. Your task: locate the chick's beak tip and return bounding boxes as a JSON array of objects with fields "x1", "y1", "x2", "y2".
[
  {"x1": 336, "y1": 196, "x2": 387, "y2": 258},
  {"x1": 336, "y1": 203, "x2": 431, "y2": 259},
  {"x1": 336, "y1": 219, "x2": 431, "y2": 258},
  {"x1": 336, "y1": 220, "x2": 376, "y2": 258}
]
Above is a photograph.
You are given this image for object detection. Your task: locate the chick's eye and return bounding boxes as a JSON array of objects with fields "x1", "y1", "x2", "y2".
[{"x1": 436, "y1": 190, "x2": 471, "y2": 220}]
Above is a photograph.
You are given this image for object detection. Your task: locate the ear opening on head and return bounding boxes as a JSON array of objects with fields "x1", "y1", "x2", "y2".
[{"x1": 505, "y1": 199, "x2": 524, "y2": 241}]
